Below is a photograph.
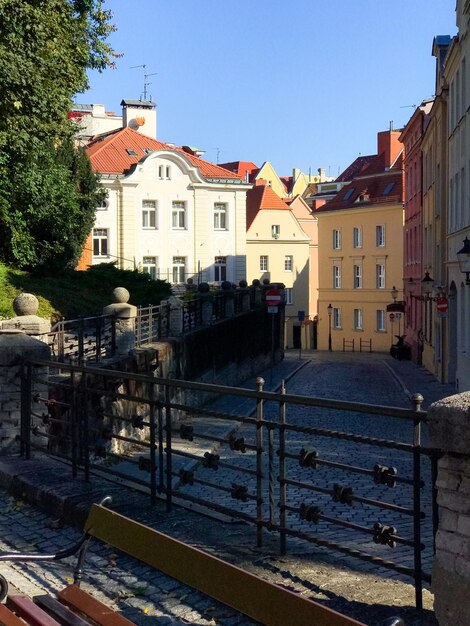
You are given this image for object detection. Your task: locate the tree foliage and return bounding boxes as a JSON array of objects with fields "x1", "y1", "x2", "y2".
[{"x1": 0, "y1": 0, "x2": 118, "y2": 270}]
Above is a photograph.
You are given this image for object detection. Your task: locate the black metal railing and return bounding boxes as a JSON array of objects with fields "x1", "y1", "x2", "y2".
[
  {"x1": 46, "y1": 316, "x2": 116, "y2": 363},
  {"x1": 20, "y1": 358, "x2": 437, "y2": 611}
]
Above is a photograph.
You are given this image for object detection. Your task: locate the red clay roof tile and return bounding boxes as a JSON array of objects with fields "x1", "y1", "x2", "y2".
[{"x1": 86, "y1": 128, "x2": 242, "y2": 180}]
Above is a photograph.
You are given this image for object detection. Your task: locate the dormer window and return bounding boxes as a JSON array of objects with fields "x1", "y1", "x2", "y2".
[
  {"x1": 356, "y1": 193, "x2": 369, "y2": 203},
  {"x1": 382, "y1": 182, "x2": 395, "y2": 196},
  {"x1": 272, "y1": 225, "x2": 280, "y2": 239}
]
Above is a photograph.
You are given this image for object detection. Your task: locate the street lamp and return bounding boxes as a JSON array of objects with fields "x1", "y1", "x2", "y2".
[
  {"x1": 327, "y1": 303, "x2": 332, "y2": 352},
  {"x1": 457, "y1": 236, "x2": 470, "y2": 285},
  {"x1": 391, "y1": 285, "x2": 398, "y2": 303},
  {"x1": 421, "y1": 271, "x2": 434, "y2": 297}
]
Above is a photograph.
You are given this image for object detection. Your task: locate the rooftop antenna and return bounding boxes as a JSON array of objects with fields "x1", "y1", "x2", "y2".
[
  {"x1": 389, "y1": 120, "x2": 394, "y2": 131},
  {"x1": 214, "y1": 147, "x2": 221, "y2": 163},
  {"x1": 130, "y1": 64, "x2": 158, "y2": 101},
  {"x1": 400, "y1": 104, "x2": 417, "y2": 109}
]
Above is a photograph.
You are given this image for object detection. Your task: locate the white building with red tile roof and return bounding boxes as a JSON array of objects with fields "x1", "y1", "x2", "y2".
[{"x1": 78, "y1": 125, "x2": 251, "y2": 285}]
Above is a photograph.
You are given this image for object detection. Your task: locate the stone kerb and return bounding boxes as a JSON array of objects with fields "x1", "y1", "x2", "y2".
[
  {"x1": 102, "y1": 287, "x2": 137, "y2": 356},
  {"x1": 2, "y1": 293, "x2": 51, "y2": 341},
  {"x1": 425, "y1": 392, "x2": 470, "y2": 626},
  {"x1": 0, "y1": 329, "x2": 51, "y2": 454}
]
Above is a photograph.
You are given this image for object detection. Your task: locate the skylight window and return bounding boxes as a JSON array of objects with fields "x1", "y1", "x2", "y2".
[
  {"x1": 382, "y1": 182, "x2": 395, "y2": 196},
  {"x1": 143, "y1": 148, "x2": 154, "y2": 155},
  {"x1": 126, "y1": 148, "x2": 138, "y2": 156},
  {"x1": 343, "y1": 188, "x2": 354, "y2": 201}
]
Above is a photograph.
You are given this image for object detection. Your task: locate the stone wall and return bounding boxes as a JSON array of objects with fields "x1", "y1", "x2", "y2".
[{"x1": 425, "y1": 392, "x2": 470, "y2": 626}]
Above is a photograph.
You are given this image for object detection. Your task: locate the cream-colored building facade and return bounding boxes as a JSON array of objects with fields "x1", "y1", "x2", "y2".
[
  {"x1": 288, "y1": 195, "x2": 319, "y2": 338},
  {"x1": 246, "y1": 184, "x2": 311, "y2": 349},
  {"x1": 443, "y1": 0, "x2": 470, "y2": 391},
  {"x1": 85, "y1": 128, "x2": 250, "y2": 285}
]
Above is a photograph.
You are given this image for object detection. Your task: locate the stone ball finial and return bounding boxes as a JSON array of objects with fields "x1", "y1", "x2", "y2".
[
  {"x1": 239, "y1": 280, "x2": 248, "y2": 288},
  {"x1": 252, "y1": 279, "x2": 261, "y2": 287},
  {"x1": 112, "y1": 287, "x2": 130, "y2": 304},
  {"x1": 221, "y1": 281, "x2": 232, "y2": 291},
  {"x1": 13, "y1": 293, "x2": 39, "y2": 316},
  {"x1": 262, "y1": 278, "x2": 270, "y2": 285},
  {"x1": 198, "y1": 282, "x2": 210, "y2": 293}
]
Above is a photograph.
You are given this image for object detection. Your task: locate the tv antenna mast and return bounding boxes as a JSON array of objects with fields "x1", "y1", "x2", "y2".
[{"x1": 130, "y1": 64, "x2": 158, "y2": 101}]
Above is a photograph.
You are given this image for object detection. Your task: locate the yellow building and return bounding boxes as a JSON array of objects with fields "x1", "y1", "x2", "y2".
[
  {"x1": 246, "y1": 182, "x2": 311, "y2": 349},
  {"x1": 315, "y1": 131, "x2": 405, "y2": 353}
]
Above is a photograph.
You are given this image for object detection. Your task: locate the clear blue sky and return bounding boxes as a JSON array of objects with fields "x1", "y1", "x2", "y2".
[{"x1": 78, "y1": 0, "x2": 457, "y2": 177}]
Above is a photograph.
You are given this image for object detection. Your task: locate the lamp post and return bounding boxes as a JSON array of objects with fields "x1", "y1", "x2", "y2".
[
  {"x1": 457, "y1": 236, "x2": 470, "y2": 285},
  {"x1": 327, "y1": 303, "x2": 332, "y2": 351},
  {"x1": 391, "y1": 285, "x2": 398, "y2": 303},
  {"x1": 421, "y1": 271, "x2": 434, "y2": 298}
]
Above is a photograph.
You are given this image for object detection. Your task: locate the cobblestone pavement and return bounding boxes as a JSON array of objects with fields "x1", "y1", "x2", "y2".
[{"x1": 0, "y1": 351, "x2": 456, "y2": 625}]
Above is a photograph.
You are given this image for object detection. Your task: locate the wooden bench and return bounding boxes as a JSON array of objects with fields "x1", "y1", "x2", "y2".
[{"x1": 0, "y1": 496, "x2": 373, "y2": 626}]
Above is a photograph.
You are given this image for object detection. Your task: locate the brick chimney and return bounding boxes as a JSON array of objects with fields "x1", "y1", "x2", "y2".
[{"x1": 377, "y1": 130, "x2": 402, "y2": 168}]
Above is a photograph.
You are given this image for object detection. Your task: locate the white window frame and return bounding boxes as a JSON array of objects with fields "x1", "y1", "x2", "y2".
[
  {"x1": 354, "y1": 308, "x2": 363, "y2": 330},
  {"x1": 284, "y1": 255, "x2": 293, "y2": 272},
  {"x1": 285, "y1": 288, "x2": 293, "y2": 305},
  {"x1": 353, "y1": 227, "x2": 362, "y2": 248},
  {"x1": 260, "y1": 255, "x2": 268, "y2": 272},
  {"x1": 333, "y1": 265, "x2": 341, "y2": 288},
  {"x1": 376, "y1": 224, "x2": 385, "y2": 247},
  {"x1": 272, "y1": 225, "x2": 280, "y2": 239},
  {"x1": 92, "y1": 228, "x2": 108, "y2": 257},
  {"x1": 376, "y1": 309, "x2": 386, "y2": 332},
  {"x1": 165, "y1": 165, "x2": 171, "y2": 180},
  {"x1": 333, "y1": 229, "x2": 341, "y2": 250},
  {"x1": 158, "y1": 165, "x2": 164, "y2": 179},
  {"x1": 376, "y1": 264, "x2": 385, "y2": 289},
  {"x1": 142, "y1": 256, "x2": 159, "y2": 280},
  {"x1": 214, "y1": 256, "x2": 227, "y2": 282},
  {"x1": 172, "y1": 256, "x2": 186, "y2": 283},
  {"x1": 142, "y1": 199, "x2": 157, "y2": 229},
  {"x1": 214, "y1": 202, "x2": 228, "y2": 230},
  {"x1": 172, "y1": 201, "x2": 186, "y2": 229},
  {"x1": 333, "y1": 307, "x2": 342, "y2": 329},
  {"x1": 353, "y1": 264, "x2": 362, "y2": 289}
]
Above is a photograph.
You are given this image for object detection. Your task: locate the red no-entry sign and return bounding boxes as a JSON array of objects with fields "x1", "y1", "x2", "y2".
[
  {"x1": 436, "y1": 298, "x2": 448, "y2": 314},
  {"x1": 266, "y1": 289, "x2": 282, "y2": 307}
]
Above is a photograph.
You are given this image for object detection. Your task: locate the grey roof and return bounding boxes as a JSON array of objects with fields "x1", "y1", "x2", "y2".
[{"x1": 120, "y1": 99, "x2": 156, "y2": 108}]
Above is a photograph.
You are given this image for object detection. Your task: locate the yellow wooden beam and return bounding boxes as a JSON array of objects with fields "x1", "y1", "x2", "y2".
[{"x1": 85, "y1": 505, "x2": 366, "y2": 626}]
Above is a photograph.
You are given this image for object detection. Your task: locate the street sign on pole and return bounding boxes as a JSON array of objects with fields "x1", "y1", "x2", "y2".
[
  {"x1": 436, "y1": 297, "x2": 448, "y2": 318},
  {"x1": 389, "y1": 313, "x2": 395, "y2": 321},
  {"x1": 266, "y1": 289, "x2": 282, "y2": 307}
]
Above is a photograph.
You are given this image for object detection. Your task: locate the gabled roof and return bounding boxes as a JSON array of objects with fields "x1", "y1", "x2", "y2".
[
  {"x1": 218, "y1": 161, "x2": 259, "y2": 181},
  {"x1": 336, "y1": 155, "x2": 375, "y2": 182},
  {"x1": 86, "y1": 127, "x2": 242, "y2": 181},
  {"x1": 246, "y1": 183, "x2": 291, "y2": 228},
  {"x1": 314, "y1": 152, "x2": 404, "y2": 213}
]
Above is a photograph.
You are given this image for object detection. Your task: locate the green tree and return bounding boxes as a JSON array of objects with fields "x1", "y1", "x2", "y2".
[{"x1": 0, "y1": 0, "x2": 118, "y2": 270}]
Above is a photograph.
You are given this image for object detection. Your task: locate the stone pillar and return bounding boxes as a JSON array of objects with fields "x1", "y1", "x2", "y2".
[
  {"x1": 2, "y1": 293, "x2": 51, "y2": 341},
  {"x1": 221, "y1": 281, "x2": 235, "y2": 318},
  {"x1": 198, "y1": 283, "x2": 213, "y2": 326},
  {"x1": 425, "y1": 392, "x2": 470, "y2": 626},
  {"x1": 0, "y1": 329, "x2": 50, "y2": 454},
  {"x1": 102, "y1": 287, "x2": 137, "y2": 356},
  {"x1": 238, "y1": 280, "x2": 251, "y2": 312},
  {"x1": 161, "y1": 296, "x2": 184, "y2": 336},
  {"x1": 251, "y1": 279, "x2": 262, "y2": 307}
]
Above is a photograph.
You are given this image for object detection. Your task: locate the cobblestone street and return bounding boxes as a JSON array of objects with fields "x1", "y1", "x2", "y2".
[{"x1": 0, "y1": 351, "x2": 456, "y2": 625}]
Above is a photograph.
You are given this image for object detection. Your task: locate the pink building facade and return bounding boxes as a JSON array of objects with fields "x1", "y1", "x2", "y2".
[{"x1": 399, "y1": 100, "x2": 433, "y2": 363}]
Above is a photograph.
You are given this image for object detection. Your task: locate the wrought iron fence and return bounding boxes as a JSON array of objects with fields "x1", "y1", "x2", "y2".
[
  {"x1": 46, "y1": 315, "x2": 116, "y2": 363},
  {"x1": 20, "y1": 358, "x2": 437, "y2": 611}
]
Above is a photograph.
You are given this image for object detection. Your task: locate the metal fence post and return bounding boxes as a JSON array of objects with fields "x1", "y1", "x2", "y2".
[
  {"x1": 256, "y1": 376, "x2": 264, "y2": 548},
  {"x1": 165, "y1": 382, "x2": 172, "y2": 512},
  {"x1": 149, "y1": 379, "x2": 157, "y2": 506},
  {"x1": 411, "y1": 393, "x2": 424, "y2": 612},
  {"x1": 278, "y1": 380, "x2": 287, "y2": 555}
]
